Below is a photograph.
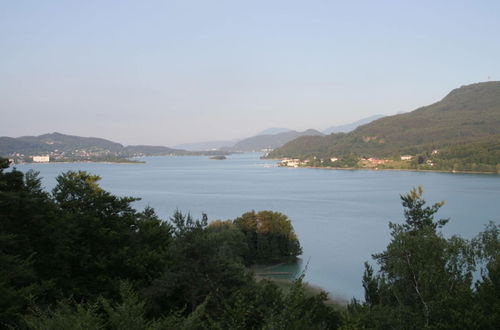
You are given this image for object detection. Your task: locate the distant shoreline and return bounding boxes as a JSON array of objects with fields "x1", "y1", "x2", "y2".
[
  {"x1": 296, "y1": 165, "x2": 499, "y2": 175},
  {"x1": 264, "y1": 158, "x2": 499, "y2": 175},
  {"x1": 55, "y1": 161, "x2": 144, "y2": 164},
  {"x1": 15, "y1": 160, "x2": 144, "y2": 165}
]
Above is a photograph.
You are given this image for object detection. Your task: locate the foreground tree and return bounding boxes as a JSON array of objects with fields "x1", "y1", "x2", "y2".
[
  {"x1": 471, "y1": 221, "x2": 500, "y2": 329},
  {"x1": 347, "y1": 187, "x2": 498, "y2": 329},
  {"x1": 143, "y1": 211, "x2": 248, "y2": 316},
  {"x1": 0, "y1": 160, "x2": 52, "y2": 326},
  {"x1": 1, "y1": 161, "x2": 341, "y2": 328},
  {"x1": 234, "y1": 210, "x2": 302, "y2": 264}
]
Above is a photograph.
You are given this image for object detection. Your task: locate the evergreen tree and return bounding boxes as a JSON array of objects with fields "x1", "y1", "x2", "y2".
[{"x1": 348, "y1": 187, "x2": 481, "y2": 329}]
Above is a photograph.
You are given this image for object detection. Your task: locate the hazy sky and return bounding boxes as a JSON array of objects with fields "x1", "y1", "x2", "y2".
[{"x1": 1, "y1": 1, "x2": 500, "y2": 146}]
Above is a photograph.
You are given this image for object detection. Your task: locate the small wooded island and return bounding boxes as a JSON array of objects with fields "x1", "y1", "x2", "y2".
[{"x1": 209, "y1": 155, "x2": 227, "y2": 160}]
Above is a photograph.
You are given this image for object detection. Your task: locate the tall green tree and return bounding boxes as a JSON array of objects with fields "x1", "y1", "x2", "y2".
[
  {"x1": 0, "y1": 159, "x2": 52, "y2": 326},
  {"x1": 143, "y1": 211, "x2": 247, "y2": 316},
  {"x1": 45, "y1": 171, "x2": 173, "y2": 301},
  {"x1": 472, "y1": 222, "x2": 500, "y2": 329},
  {"x1": 234, "y1": 210, "x2": 302, "y2": 264},
  {"x1": 349, "y1": 187, "x2": 477, "y2": 329}
]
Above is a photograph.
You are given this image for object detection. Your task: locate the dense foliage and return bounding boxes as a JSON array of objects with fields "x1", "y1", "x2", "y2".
[
  {"x1": 345, "y1": 187, "x2": 500, "y2": 329},
  {"x1": 1, "y1": 158, "x2": 498, "y2": 329},
  {"x1": 267, "y1": 82, "x2": 500, "y2": 173},
  {"x1": 232, "y1": 210, "x2": 302, "y2": 264},
  {"x1": 0, "y1": 159, "x2": 336, "y2": 329}
]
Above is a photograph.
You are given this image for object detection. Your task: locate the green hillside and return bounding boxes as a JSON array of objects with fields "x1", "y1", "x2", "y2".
[
  {"x1": 0, "y1": 132, "x2": 203, "y2": 163},
  {"x1": 267, "y1": 82, "x2": 500, "y2": 173}
]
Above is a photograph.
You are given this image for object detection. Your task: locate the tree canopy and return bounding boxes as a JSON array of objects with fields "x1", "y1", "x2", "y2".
[
  {"x1": 0, "y1": 160, "x2": 341, "y2": 329},
  {"x1": 346, "y1": 187, "x2": 500, "y2": 329},
  {"x1": 1, "y1": 159, "x2": 497, "y2": 329}
]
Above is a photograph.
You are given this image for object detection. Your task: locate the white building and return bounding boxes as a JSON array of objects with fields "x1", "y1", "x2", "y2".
[
  {"x1": 32, "y1": 155, "x2": 50, "y2": 163},
  {"x1": 280, "y1": 158, "x2": 301, "y2": 167},
  {"x1": 400, "y1": 155, "x2": 413, "y2": 161}
]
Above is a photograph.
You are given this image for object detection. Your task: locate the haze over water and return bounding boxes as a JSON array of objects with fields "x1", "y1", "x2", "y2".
[{"x1": 18, "y1": 153, "x2": 500, "y2": 300}]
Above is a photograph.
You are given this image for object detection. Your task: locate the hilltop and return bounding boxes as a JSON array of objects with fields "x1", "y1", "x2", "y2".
[
  {"x1": 174, "y1": 118, "x2": 383, "y2": 152},
  {"x1": 267, "y1": 82, "x2": 500, "y2": 173},
  {"x1": 0, "y1": 132, "x2": 226, "y2": 163}
]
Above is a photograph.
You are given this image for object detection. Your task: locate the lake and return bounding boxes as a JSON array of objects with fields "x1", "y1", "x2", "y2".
[{"x1": 16, "y1": 153, "x2": 500, "y2": 300}]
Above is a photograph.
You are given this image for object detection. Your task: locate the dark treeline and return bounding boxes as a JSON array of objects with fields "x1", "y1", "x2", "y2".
[
  {"x1": 344, "y1": 187, "x2": 499, "y2": 329},
  {"x1": 0, "y1": 158, "x2": 338, "y2": 329},
  {"x1": 1, "y1": 158, "x2": 498, "y2": 329}
]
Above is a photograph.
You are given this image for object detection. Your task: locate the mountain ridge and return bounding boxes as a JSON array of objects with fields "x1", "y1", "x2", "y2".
[
  {"x1": 0, "y1": 132, "x2": 212, "y2": 162},
  {"x1": 266, "y1": 81, "x2": 500, "y2": 173},
  {"x1": 225, "y1": 129, "x2": 324, "y2": 152}
]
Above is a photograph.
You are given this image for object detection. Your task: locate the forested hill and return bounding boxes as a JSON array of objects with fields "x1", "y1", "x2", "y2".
[
  {"x1": 227, "y1": 129, "x2": 324, "y2": 152},
  {"x1": 267, "y1": 82, "x2": 500, "y2": 172},
  {"x1": 0, "y1": 132, "x2": 194, "y2": 162},
  {"x1": 0, "y1": 132, "x2": 123, "y2": 155}
]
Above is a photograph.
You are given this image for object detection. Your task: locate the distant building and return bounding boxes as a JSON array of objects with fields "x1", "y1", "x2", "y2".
[
  {"x1": 400, "y1": 155, "x2": 413, "y2": 161},
  {"x1": 367, "y1": 158, "x2": 387, "y2": 165},
  {"x1": 280, "y1": 158, "x2": 300, "y2": 167},
  {"x1": 330, "y1": 157, "x2": 338, "y2": 162},
  {"x1": 32, "y1": 155, "x2": 50, "y2": 163}
]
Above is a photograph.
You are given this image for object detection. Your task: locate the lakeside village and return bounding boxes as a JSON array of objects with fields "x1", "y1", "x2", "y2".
[
  {"x1": 7, "y1": 148, "x2": 120, "y2": 164},
  {"x1": 278, "y1": 150, "x2": 440, "y2": 169},
  {"x1": 12, "y1": 149, "x2": 440, "y2": 168}
]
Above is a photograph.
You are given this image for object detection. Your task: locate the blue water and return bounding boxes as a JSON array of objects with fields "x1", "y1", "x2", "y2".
[{"x1": 16, "y1": 153, "x2": 500, "y2": 300}]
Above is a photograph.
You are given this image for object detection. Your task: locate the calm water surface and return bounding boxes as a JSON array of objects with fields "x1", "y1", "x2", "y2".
[{"x1": 17, "y1": 153, "x2": 500, "y2": 300}]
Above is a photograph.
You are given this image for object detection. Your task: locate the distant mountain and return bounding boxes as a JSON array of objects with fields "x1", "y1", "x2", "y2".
[
  {"x1": 17, "y1": 132, "x2": 124, "y2": 153},
  {"x1": 173, "y1": 128, "x2": 294, "y2": 151},
  {"x1": 256, "y1": 128, "x2": 293, "y2": 136},
  {"x1": 323, "y1": 115, "x2": 385, "y2": 134},
  {"x1": 0, "y1": 136, "x2": 46, "y2": 155},
  {"x1": 0, "y1": 132, "x2": 191, "y2": 162},
  {"x1": 267, "y1": 81, "x2": 500, "y2": 172},
  {"x1": 227, "y1": 129, "x2": 324, "y2": 152}
]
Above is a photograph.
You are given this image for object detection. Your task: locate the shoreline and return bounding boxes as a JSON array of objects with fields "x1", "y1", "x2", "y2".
[
  {"x1": 265, "y1": 158, "x2": 500, "y2": 175},
  {"x1": 250, "y1": 262, "x2": 348, "y2": 306},
  {"x1": 13, "y1": 160, "x2": 145, "y2": 165},
  {"x1": 301, "y1": 165, "x2": 500, "y2": 175}
]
